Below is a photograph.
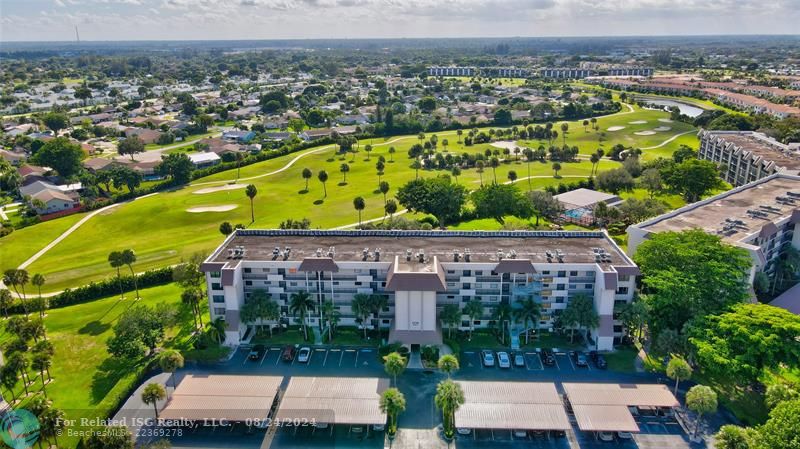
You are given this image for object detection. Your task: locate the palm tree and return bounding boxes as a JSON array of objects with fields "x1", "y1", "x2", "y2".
[
  {"x1": 353, "y1": 196, "x2": 366, "y2": 227},
  {"x1": 583, "y1": 120, "x2": 589, "y2": 132},
  {"x1": 31, "y1": 352, "x2": 52, "y2": 392},
  {"x1": 383, "y1": 352, "x2": 406, "y2": 386},
  {"x1": 321, "y1": 301, "x2": 340, "y2": 342},
  {"x1": 451, "y1": 166, "x2": 461, "y2": 184},
  {"x1": 108, "y1": 251, "x2": 126, "y2": 300},
  {"x1": 463, "y1": 299, "x2": 483, "y2": 340},
  {"x1": 142, "y1": 383, "x2": 167, "y2": 418},
  {"x1": 552, "y1": 162, "x2": 562, "y2": 178},
  {"x1": 0, "y1": 366, "x2": 19, "y2": 403},
  {"x1": 206, "y1": 317, "x2": 226, "y2": 344},
  {"x1": 513, "y1": 297, "x2": 541, "y2": 345},
  {"x1": 181, "y1": 287, "x2": 204, "y2": 329},
  {"x1": 560, "y1": 122, "x2": 569, "y2": 145},
  {"x1": 437, "y1": 354, "x2": 459, "y2": 378},
  {"x1": 7, "y1": 353, "x2": 30, "y2": 395},
  {"x1": 158, "y1": 349, "x2": 184, "y2": 390},
  {"x1": 301, "y1": 168, "x2": 313, "y2": 192},
  {"x1": 39, "y1": 407, "x2": 65, "y2": 448},
  {"x1": 385, "y1": 200, "x2": 398, "y2": 223},
  {"x1": 367, "y1": 294, "x2": 388, "y2": 338},
  {"x1": 435, "y1": 379, "x2": 465, "y2": 439},
  {"x1": 590, "y1": 117, "x2": 598, "y2": 131},
  {"x1": 411, "y1": 159, "x2": 421, "y2": 179},
  {"x1": 0, "y1": 289, "x2": 12, "y2": 318},
  {"x1": 3, "y1": 269, "x2": 29, "y2": 316},
  {"x1": 590, "y1": 153, "x2": 600, "y2": 177},
  {"x1": 364, "y1": 144, "x2": 373, "y2": 160},
  {"x1": 492, "y1": 303, "x2": 513, "y2": 345},
  {"x1": 380, "y1": 388, "x2": 406, "y2": 436},
  {"x1": 318, "y1": 170, "x2": 329, "y2": 197},
  {"x1": 388, "y1": 146, "x2": 396, "y2": 162},
  {"x1": 475, "y1": 160, "x2": 485, "y2": 186},
  {"x1": 507, "y1": 170, "x2": 518, "y2": 184},
  {"x1": 351, "y1": 294, "x2": 371, "y2": 339},
  {"x1": 489, "y1": 157, "x2": 500, "y2": 184},
  {"x1": 120, "y1": 249, "x2": 140, "y2": 299},
  {"x1": 376, "y1": 160, "x2": 385, "y2": 186},
  {"x1": 379, "y1": 181, "x2": 390, "y2": 205},
  {"x1": 289, "y1": 291, "x2": 315, "y2": 341},
  {"x1": 339, "y1": 163, "x2": 350, "y2": 184},
  {"x1": 31, "y1": 274, "x2": 46, "y2": 317},
  {"x1": 245, "y1": 184, "x2": 257, "y2": 223}
]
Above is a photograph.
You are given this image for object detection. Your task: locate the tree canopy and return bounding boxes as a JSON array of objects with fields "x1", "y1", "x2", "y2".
[
  {"x1": 32, "y1": 137, "x2": 85, "y2": 178},
  {"x1": 396, "y1": 176, "x2": 466, "y2": 227},
  {"x1": 470, "y1": 184, "x2": 532, "y2": 224}
]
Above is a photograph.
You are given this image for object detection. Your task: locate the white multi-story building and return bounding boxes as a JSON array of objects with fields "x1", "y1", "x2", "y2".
[
  {"x1": 428, "y1": 67, "x2": 476, "y2": 77},
  {"x1": 698, "y1": 130, "x2": 800, "y2": 187},
  {"x1": 606, "y1": 67, "x2": 654, "y2": 77},
  {"x1": 539, "y1": 68, "x2": 596, "y2": 79},
  {"x1": 201, "y1": 230, "x2": 639, "y2": 350},
  {"x1": 628, "y1": 173, "x2": 800, "y2": 286}
]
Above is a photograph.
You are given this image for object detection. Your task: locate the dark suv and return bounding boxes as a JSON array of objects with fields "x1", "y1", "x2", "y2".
[
  {"x1": 540, "y1": 349, "x2": 556, "y2": 366},
  {"x1": 281, "y1": 345, "x2": 296, "y2": 362}
]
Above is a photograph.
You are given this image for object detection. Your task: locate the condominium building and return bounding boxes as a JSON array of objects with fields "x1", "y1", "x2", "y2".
[
  {"x1": 201, "y1": 230, "x2": 639, "y2": 350},
  {"x1": 698, "y1": 130, "x2": 800, "y2": 187},
  {"x1": 428, "y1": 67, "x2": 476, "y2": 77},
  {"x1": 628, "y1": 173, "x2": 800, "y2": 286},
  {"x1": 539, "y1": 68, "x2": 595, "y2": 79},
  {"x1": 606, "y1": 67, "x2": 654, "y2": 77}
]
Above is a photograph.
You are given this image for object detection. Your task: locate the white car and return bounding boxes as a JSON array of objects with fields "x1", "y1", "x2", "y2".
[
  {"x1": 598, "y1": 431, "x2": 615, "y2": 442},
  {"x1": 617, "y1": 431, "x2": 633, "y2": 440},
  {"x1": 297, "y1": 347, "x2": 311, "y2": 363},
  {"x1": 513, "y1": 430, "x2": 528, "y2": 438},
  {"x1": 373, "y1": 424, "x2": 385, "y2": 431},
  {"x1": 457, "y1": 428, "x2": 472, "y2": 435},
  {"x1": 481, "y1": 350, "x2": 495, "y2": 367},
  {"x1": 497, "y1": 351, "x2": 511, "y2": 368}
]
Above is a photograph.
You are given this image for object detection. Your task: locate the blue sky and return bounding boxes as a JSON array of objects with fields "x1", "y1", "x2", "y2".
[{"x1": 1, "y1": 0, "x2": 799, "y2": 42}]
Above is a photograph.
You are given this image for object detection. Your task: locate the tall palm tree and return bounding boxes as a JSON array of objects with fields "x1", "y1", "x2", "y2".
[
  {"x1": 301, "y1": 168, "x2": 313, "y2": 192},
  {"x1": 353, "y1": 196, "x2": 366, "y2": 227},
  {"x1": 351, "y1": 294, "x2": 371, "y2": 339},
  {"x1": 245, "y1": 184, "x2": 257, "y2": 223},
  {"x1": 107, "y1": 251, "x2": 126, "y2": 301},
  {"x1": 463, "y1": 299, "x2": 483, "y2": 340},
  {"x1": 367, "y1": 294, "x2": 388, "y2": 338},
  {"x1": 120, "y1": 249, "x2": 140, "y2": 299},
  {"x1": 590, "y1": 153, "x2": 600, "y2": 177},
  {"x1": 437, "y1": 354, "x2": 459, "y2": 378},
  {"x1": 385, "y1": 200, "x2": 398, "y2": 223},
  {"x1": 380, "y1": 388, "x2": 406, "y2": 436},
  {"x1": 552, "y1": 162, "x2": 562, "y2": 178},
  {"x1": 321, "y1": 301, "x2": 340, "y2": 342},
  {"x1": 451, "y1": 166, "x2": 461, "y2": 184},
  {"x1": 388, "y1": 146, "x2": 395, "y2": 162},
  {"x1": 3, "y1": 269, "x2": 29, "y2": 316},
  {"x1": 475, "y1": 160, "x2": 485, "y2": 186},
  {"x1": 181, "y1": 287, "x2": 204, "y2": 329},
  {"x1": 158, "y1": 349, "x2": 184, "y2": 390},
  {"x1": 492, "y1": 303, "x2": 512, "y2": 345},
  {"x1": 339, "y1": 163, "x2": 350, "y2": 183},
  {"x1": 489, "y1": 157, "x2": 499, "y2": 184},
  {"x1": 30, "y1": 274, "x2": 46, "y2": 318},
  {"x1": 560, "y1": 122, "x2": 569, "y2": 145},
  {"x1": 411, "y1": 159, "x2": 421, "y2": 179},
  {"x1": 142, "y1": 383, "x2": 166, "y2": 418},
  {"x1": 206, "y1": 317, "x2": 226, "y2": 343},
  {"x1": 513, "y1": 297, "x2": 541, "y2": 345},
  {"x1": 289, "y1": 291, "x2": 315, "y2": 341},
  {"x1": 318, "y1": 170, "x2": 329, "y2": 197},
  {"x1": 435, "y1": 379, "x2": 465, "y2": 439},
  {"x1": 383, "y1": 352, "x2": 406, "y2": 386},
  {"x1": 0, "y1": 289, "x2": 12, "y2": 319},
  {"x1": 379, "y1": 181, "x2": 390, "y2": 205}
]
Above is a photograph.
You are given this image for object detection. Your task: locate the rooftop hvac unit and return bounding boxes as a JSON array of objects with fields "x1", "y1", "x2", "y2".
[
  {"x1": 464, "y1": 248, "x2": 471, "y2": 262},
  {"x1": 316, "y1": 248, "x2": 323, "y2": 257},
  {"x1": 327, "y1": 246, "x2": 335, "y2": 258},
  {"x1": 453, "y1": 250, "x2": 460, "y2": 262},
  {"x1": 510, "y1": 249, "x2": 517, "y2": 259},
  {"x1": 497, "y1": 249, "x2": 505, "y2": 260},
  {"x1": 374, "y1": 248, "x2": 381, "y2": 262},
  {"x1": 406, "y1": 249, "x2": 413, "y2": 262}
]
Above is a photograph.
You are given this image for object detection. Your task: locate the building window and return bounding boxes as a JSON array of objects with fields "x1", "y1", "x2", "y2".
[
  {"x1": 245, "y1": 281, "x2": 252, "y2": 286},
  {"x1": 461, "y1": 320, "x2": 470, "y2": 327},
  {"x1": 617, "y1": 287, "x2": 629, "y2": 294},
  {"x1": 244, "y1": 268, "x2": 252, "y2": 273},
  {"x1": 212, "y1": 295, "x2": 225, "y2": 303},
  {"x1": 556, "y1": 284, "x2": 566, "y2": 290},
  {"x1": 211, "y1": 283, "x2": 222, "y2": 290},
  {"x1": 214, "y1": 307, "x2": 225, "y2": 315},
  {"x1": 382, "y1": 319, "x2": 391, "y2": 324},
  {"x1": 570, "y1": 271, "x2": 578, "y2": 276},
  {"x1": 556, "y1": 297, "x2": 565, "y2": 304},
  {"x1": 210, "y1": 272, "x2": 221, "y2": 278},
  {"x1": 585, "y1": 284, "x2": 593, "y2": 289},
  {"x1": 557, "y1": 271, "x2": 566, "y2": 277}
]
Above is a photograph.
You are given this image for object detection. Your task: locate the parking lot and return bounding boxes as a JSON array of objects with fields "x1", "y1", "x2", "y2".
[{"x1": 165, "y1": 345, "x2": 699, "y2": 449}]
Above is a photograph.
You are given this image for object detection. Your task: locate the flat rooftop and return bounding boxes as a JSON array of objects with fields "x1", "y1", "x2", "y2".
[
  {"x1": 639, "y1": 174, "x2": 800, "y2": 243},
  {"x1": 208, "y1": 229, "x2": 635, "y2": 270},
  {"x1": 704, "y1": 131, "x2": 800, "y2": 171}
]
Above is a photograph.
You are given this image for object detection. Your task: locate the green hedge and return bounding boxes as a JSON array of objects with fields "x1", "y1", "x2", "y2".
[{"x1": 8, "y1": 266, "x2": 177, "y2": 314}]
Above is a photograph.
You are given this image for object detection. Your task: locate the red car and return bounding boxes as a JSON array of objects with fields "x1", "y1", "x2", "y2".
[{"x1": 281, "y1": 345, "x2": 296, "y2": 362}]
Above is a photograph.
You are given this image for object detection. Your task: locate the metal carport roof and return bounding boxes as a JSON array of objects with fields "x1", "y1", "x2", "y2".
[
  {"x1": 454, "y1": 381, "x2": 570, "y2": 430},
  {"x1": 274, "y1": 377, "x2": 389, "y2": 426}
]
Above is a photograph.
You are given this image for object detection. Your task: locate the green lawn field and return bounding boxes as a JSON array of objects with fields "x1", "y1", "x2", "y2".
[{"x1": 8, "y1": 106, "x2": 697, "y2": 293}]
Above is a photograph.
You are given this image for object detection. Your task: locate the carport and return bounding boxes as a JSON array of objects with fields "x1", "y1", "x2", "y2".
[
  {"x1": 274, "y1": 376, "x2": 389, "y2": 434},
  {"x1": 563, "y1": 383, "x2": 679, "y2": 434},
  {"x1": 159, "y1": 374, "x2": 283, "y2": 425},
  {"x1": 454, "y1": 381, "x2": 570, "y2": 439}
]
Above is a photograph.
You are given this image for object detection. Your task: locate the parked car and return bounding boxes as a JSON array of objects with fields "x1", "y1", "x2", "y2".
[
  {"x1": 575, "y1": 351, "x2": 589, "y2": 367},
  {"x1": 513, "y1": 430, "x2": 528, "y2": 438},
  {"x1": 281, "y1": 345, "x2": 296, "y2": 362},
  {"x1": 248, "y1": 344, "x2": 266, "y2": 361},
  {"x1": 541, "y1": 349, "x2": 556, "y2": 366},
  {"x1": 532, "y1": 430, "x2": 548, "y2": 438},
  {"x1": 552, "y1": 430, "x2": 567, "y2": 438},
  {"x1": 481, "y1": 350, "x2": 495, "y2": 367},
  {"x1": 589, "y1": 350, "x2": 598, "y2": 361},
  {"x1": 497, "y1": 351, "x2": 511, "y2": 368},
  {"x1": 457, "y1": 428, "x2": 472, "y2": 435},
  {"x1": 297, "y1": 347, "x2": 311, "y2": 363},
  {"x1": 373, "y1": 424, "x2": 385, "y2": 431},
  {"x1": 595, "y1": 354, "x2": 607, "y2": 370},
  {"x1": 617, "y1": 431, "x2": 633, "y2": 440},
  {"x1": 350, "y1": 426, "x2": 365, "y2": 435},
  {"x1": 598, "y1": 431, "x2": 615, "y2": 442},
  {"x1": 513, "y1": 353, "x2": 525, "y2": 368}
]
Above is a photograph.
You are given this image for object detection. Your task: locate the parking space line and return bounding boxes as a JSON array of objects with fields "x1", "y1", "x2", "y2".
[
  {"x1": 553, "y1": 355, "x2": 560, "y2": 370},
  {"x1": 258, "y1": 349, "x2": 269, "y2": 366},
  {"x1": 567, "y1": 355, "x2": 576, "y2": 370},
  {"x1": 325, "y1": 349, "x2": 339, "y2": 366}
]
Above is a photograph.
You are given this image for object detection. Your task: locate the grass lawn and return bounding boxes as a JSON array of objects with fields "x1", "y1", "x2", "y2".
[
  {"x1": 7, "y1": 107, "x2": 696, "y2": 293},
  {"x1": 603, "y1": 347, "x2": 640, "y2": 373},
  {"x1": 0, "y1": 283, "x2": 225, "y2": 448},
  {"x1": 144, "y1": 130, "x2": 219, "y2": 151},
  {"x1": 0, "y1": 212, "x2": 84, "y2": 270}
]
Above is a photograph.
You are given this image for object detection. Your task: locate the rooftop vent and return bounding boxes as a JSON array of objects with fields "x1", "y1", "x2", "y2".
[
  {"x1": 327, "y1": 246, "x2": 335, "y2": 258},
  {"x1": 497, "y1": 249, "x2": 505, "y2": 260},
  {"x1": 374, "y1": 248, "x2": 381, "y2": 262},
  {"x1": 453, "y1": 250, "x2": 460, "y2": 262},
  {"x1": 464, "y1": 248, "x2": 471, "y2": 262},
  {"x1": 510, "y1": 249, "x2": 517, "y2": 259},
  {"x1": 417, "y1": 249, "x2": 425, "y2": 263},
  {"x1": 316, "y1": 247, "x2": 323, "y2": 257},
  {"x1": 362, "y1": 247, "x2": 370, "y2": 261},
  {"x1": 556, "y1": 249, "x2": 564, "y2": 263},
  {"x1": 406, "y1": 249, "x2": 413, "y2": 262}
]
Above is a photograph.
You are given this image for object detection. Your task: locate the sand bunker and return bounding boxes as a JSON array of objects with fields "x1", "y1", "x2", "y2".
[
  {"x1": 490, "y1": 140, "x2": 519, "y2": 150},
  {"x1": 658, "y1": 118, "x2": 674, "y2": 123},
  {"x1": 629, "y1": 120, "x2": 648, "y2": 124},
  {"x1": 653, "y1": 126, "x2": 672, "y2": 132},
  {"x1": 607, "y1": 126, "x2": 626, "y2": 132},
  {"x1": 634, "y1": 131, "x2": 657, "y2": 136},
  {"x1": 193, "y1": 184, "x2": 247, "y2": 195},
  {"x1": 187, "y1": 205, "x2": 239, "y2": 213}
]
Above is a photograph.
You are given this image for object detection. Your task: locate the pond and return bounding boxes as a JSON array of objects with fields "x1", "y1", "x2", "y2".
[{"x1": 643, "y1": 98, "x2": 706, "y2": 118}]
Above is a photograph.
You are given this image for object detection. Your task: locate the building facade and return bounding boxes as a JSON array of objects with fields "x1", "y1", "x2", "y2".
[
  {"x1": 698, "y1": 130, "x2": 800, "y2": 187},
  {"x1": 428, "y1": 67, "x2": 476, "y2": 77},
  {"x1": 628, "y1": 173, "x2": 800, "y2": 287},
  {"x1": 201, "y1": 230, "x2": 639, "y2": 350},
  {"x1": 539, "y1": 68, "x2": 595, "y2": 79}
]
